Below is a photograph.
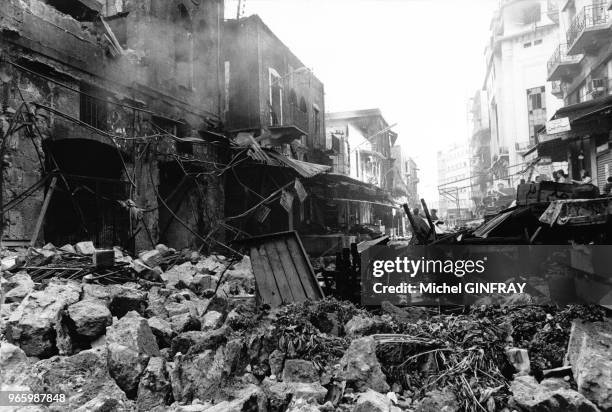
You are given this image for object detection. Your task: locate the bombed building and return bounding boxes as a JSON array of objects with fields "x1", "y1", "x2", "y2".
[{"x1": 0, "y1": 0, "x2": 227, "y2": 252}]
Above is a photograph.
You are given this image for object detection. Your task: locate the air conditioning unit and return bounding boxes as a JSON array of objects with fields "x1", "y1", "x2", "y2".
[{"x1": 590, "y1": 78, "x2": 607, "y2": 96}]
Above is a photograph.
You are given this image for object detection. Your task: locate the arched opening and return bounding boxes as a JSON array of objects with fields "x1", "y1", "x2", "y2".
[{"x1": 43, "y1": 139, "x2": 131, "y2": 248}]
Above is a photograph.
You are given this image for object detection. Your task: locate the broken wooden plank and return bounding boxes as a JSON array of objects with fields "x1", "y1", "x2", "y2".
[
  {"x1": 30, "y1": 176, "x2": 58, "y2": 247},
  {"x1": 234, "y1": 231, "x2": 324, "y2": 307}
]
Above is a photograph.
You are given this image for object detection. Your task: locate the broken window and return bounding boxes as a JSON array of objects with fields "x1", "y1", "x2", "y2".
[
  {"x1": 80, "y1": 83, "x2": 109, "y2": 131},
  {"x1": 269, "y1": 68, "x2": 283, "y2": 126}
]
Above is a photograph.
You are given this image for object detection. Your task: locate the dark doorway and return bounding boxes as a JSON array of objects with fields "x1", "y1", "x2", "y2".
[{"x1": 43, "y1": 139, "x2": 131, "y2": 248}]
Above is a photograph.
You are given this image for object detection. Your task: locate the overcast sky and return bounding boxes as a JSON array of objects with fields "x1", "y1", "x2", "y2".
[{"x1": 225, "y1": 0, "x2": 497, "y2": 204}]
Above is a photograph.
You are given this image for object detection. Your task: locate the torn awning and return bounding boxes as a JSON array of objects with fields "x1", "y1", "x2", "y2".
[{"x1": 245, "y1": 148, "x2": 331, "y2": 178}]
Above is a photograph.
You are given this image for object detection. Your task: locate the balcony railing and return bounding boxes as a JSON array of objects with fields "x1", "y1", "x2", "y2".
[
  {"x1": 547, "y1": 44, "x2": 583, "y2": 75},
  {"x1": 285, "y1": 104, "x2": 309, "y2": 132},
  {"x1": 566, "y1": 3, "x2": 610, "y2": 52}
]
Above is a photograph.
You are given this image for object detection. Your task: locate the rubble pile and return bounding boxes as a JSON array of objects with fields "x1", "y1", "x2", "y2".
[{"x1": 1, "y1": 243, "x2": 611, "y2": 411}]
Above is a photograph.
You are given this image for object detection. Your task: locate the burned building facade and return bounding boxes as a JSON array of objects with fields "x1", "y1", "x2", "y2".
[
  {"x1": 0, "y1": 0, "x2": 227, "y2": 252},
  {"x1": 222, "y1": 15, "x2": 332, "y2": 238}
]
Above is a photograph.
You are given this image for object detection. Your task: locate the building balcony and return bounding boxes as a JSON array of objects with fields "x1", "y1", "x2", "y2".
[
  {"x1": 566, "y1": 3, "x2": 612, "y2": 55},
  {"x1": 267, "y1": 104, "x2": 309, "y2": 144},
  {"x1": 547, "y1": 44, "x2": 583, "y2": 81}
]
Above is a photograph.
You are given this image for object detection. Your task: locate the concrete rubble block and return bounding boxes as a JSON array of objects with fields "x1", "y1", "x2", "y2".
[
  {"x1": 155, "y1": 244, "x2": 171, "y2": 256},
  {"x1": 169, "y1": 347, "x2": 226, "y2": 403},
  {"x1": 165, "y1": 300, "x2": 197, "y2": 317},
  {"x1": 354, "y1": 389, "x2": 393, "y2": 412},
  {"x1": 223, "y1": 338, "x2": 248, "y2": 376},
  {"x1": 414, "y1": 387, "x2": 459, "y2": 412},
  {"x1": 338, "y1": 336, "x2": 390, "y2": 393},
  {"x1": 565, "y1": 319, "x2": 612, "y2": 411},
  {"x1": 170, "y1": 326, "x2": 229, "y2": 356},
  {"x1": 82, "y1": 283, "x2": 114, "y2": 302},
  {"x1": 285, "y1": 398, "x2": 321, "y2": 412},
  {"x1": 264, "y1": 379, "x2": 328, "y2": 405},
  {"x1": 0, "y1": 255, "x2": 25, "y2": 271},
  {"x1": 269, "y1": 349, "x2": 286, "y2": 376},
  {"x1": 345, "y1": 314, "x2": 382, "y2": 337},
  {"x1": 0, "y1": 342, "x2": 32, "y2": 389},
  {"x1": 505, "y1": 347, "x2": 531, "y2": 376},
  {"x1": 137, "y1": 356, "x2": 173, "y2": 411},
  {"x1": 189, "y1": 273, "x2": 219, "y2": 294},
  {"x1": 2, "y1": 271, "x2": 34, "y2": 303},
  {"x1": 282, "y1": 359, "x2": 319, "y2": 383},
  {"x1": 202, "y1": 384, "x2": 267, "y2": 412},
  {"x1": 148, "y1": 316, "x2": 175, "y2": 348},
  {"x1": 93, "y1": 249, "x2": 115, "y2": 268},
  {"x1": 106, "y1": 310, "x2": 161, "y2": 397},
  {"x1": 67, "y1": 298, "x2": 112, "y2": 338},
  {"x1": 510, "y1": 375, "x2": 599, "y2": 412},
  {"x1": 162, "y1": 262, "x2": 196, "y2": 289},
  {"x1": 108, "y1": 285, "x2": 148, "y2": 318},
  {"x1": 75, "y1": 241, "x2": 96, "y2": 255},
  {"x1": 170, "y1": 312, "x2": 202, "y2": 334},
  {"x1": 29, "y1": 347, "x2": 131, "y2": 411},
  {"x1": 140, "y1": 249, "x2": 163, "y2": 268},
  {"x1": 201, "y1": 310, "x2": 223, "y2": 331},
  {"x1": 5, "y1": 279, "x2": 81, "y2": 357},
  {"x1": 59, "y1": 244, "x2": 77, "y2": 254}
]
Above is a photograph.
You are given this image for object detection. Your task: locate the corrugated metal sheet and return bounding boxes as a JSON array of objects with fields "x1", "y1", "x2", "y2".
[
  {"x1": 246, "y1": 149, "x2": 331, "y2": 178},
  {"x1": 235, "y1": 231, "x2": 324, "y2": 307}
]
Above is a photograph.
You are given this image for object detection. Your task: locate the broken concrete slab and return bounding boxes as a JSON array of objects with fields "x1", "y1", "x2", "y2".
[
  {"x1": 67, "y1": 298, "x2": 112, "y2": 338},
  {"x1": 170, "y1": 327, "x2": 229, "y2": 356},
  {"x1": 354, "y1": 389, "x2": 393, "y2": 412},
  {"x1": 565, "y1": 319, "x2": 612, "y2": 411},
  {"x1": 510, "y1": 375, "x2": 599, "y2": 412},
  {"x1": 2, "y1": 272, "x2": 34, "y2": 303},
  {"x1": 106, "y1": 310, "x2": 161, "y2": 398},
  {"x1": 0, "y1": 342, "x2": 32, "y2": 389},
  {"x1": 148, "y1": 316, "x2": 175, "y2": 348},
  {"x1": 505, "y1": 347, "x2": 531, "y2": 376},
  {"x1": 338, "y1": 335, "x2": 389, "y2": 393},
  {"x1": 137, "y1": 356, "x2": 173, "y2": 411},
  {"x1": 75, "y1": 241, "x2": 95, "y2": 255},
  {"x1": 5, "y1": 279, "x2": 81, "y2": 357},
  {"x1": 169, "y1": 347, "x2": 226, "y2": 403},
  {"x1": 29, "y1": 347, "x2": 131, "y2": 411},
  {"x1": 282, "y1": 359, "x2": 319, "y2": 383},
  {"x1": 201, "y1": 310, "x2": 223, "y2": 331}
]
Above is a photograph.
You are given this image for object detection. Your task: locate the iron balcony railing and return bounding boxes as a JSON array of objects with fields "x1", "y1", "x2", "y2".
[
  {"x1": 566, "y1": 3, "x2": 609, "y2": 50},
  {"x1": 547, "y1": 44, "x2": 583, "y2": 73}
]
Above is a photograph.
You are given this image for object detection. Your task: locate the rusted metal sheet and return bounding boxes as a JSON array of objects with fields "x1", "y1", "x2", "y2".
[{"x1": 234, "y1": 231, "x2": 324, "y2": 307}]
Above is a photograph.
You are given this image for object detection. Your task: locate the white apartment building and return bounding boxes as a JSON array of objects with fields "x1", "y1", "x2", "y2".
[
  {"x1": 483, "y1": 0, "x2": 565, "y2": 185},
  {"x1": 437, "y1": 142, "x2": 473, "y2": 222}
]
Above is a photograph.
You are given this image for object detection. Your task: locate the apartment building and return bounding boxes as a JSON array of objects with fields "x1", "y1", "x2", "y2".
[
  {"x1": 483, "y1": 0, "x2": 564, "y2": 185},
  {"x1": 537, "y1": 0, "x2": 612, "y2": 190},
  {"x1": 468, "y1": 90, "x2": 492, "y2": 213},
  {"x1": 0, "y1": 0, "x2": 227, "y2": 251},
  {"x1": 437, "y1": 142, "x2": 474, "y2": 222}
]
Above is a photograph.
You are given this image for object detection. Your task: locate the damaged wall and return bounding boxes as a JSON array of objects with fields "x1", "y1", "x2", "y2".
[
  {"x1": 224, "y1": 15, "x2": 326, "y2": 155},
  {"x1": 0, "y1": 0, "x2": 226, "y2": 252}
]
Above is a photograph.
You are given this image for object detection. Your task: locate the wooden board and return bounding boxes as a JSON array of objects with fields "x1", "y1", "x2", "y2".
[{"x1": 236, "y1": 231, "x2": 324, "y2": 307}]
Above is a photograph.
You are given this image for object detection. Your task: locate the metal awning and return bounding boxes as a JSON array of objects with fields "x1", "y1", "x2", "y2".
[
  {"x1": 245, "y1": 148, "x2": 331, "y2": 178},
  {"x1": 328, "y1": 198, "x2": 397, "y2": 208}
]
